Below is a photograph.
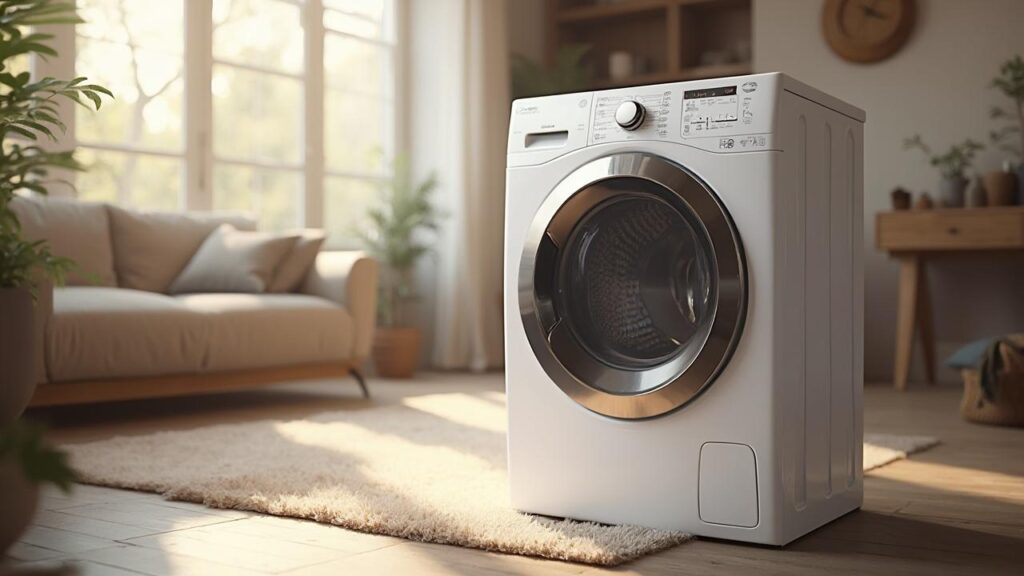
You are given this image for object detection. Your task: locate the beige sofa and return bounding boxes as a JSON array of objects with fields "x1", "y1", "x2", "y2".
[{"x1": 14, "y1": 197, "x2": 378, "y2": 406}]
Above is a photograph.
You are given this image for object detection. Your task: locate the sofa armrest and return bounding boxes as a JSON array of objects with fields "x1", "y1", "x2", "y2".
[
  {"x1": 300, "y1": 251, "x2": 379, "y2": 363},
  {"x1": 34, "y1": 279, "x2": 53, "y2": 383}
]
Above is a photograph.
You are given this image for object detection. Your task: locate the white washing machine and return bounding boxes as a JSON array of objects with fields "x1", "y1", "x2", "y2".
[{"x1": 504, "y1": 73, "x2": 865, "y2": 545}]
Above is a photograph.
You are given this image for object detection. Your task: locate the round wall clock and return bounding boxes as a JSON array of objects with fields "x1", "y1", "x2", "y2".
[{"x1": 822, "y1": 0, "x2": 915, "y2": 63}]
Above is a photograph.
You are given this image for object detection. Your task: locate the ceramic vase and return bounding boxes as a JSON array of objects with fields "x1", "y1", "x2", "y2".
[
  {"x1": 967, "y1": 176, "x2": 987, "y2": 208},
  {"x1": 984, "y1": 171, "x2": 1018, "y2": 207},
  {"x1": 938, "y1": 175, "x2": 967, "y2": 208},
  {"x1": 0, "y1": 288, "x2": 36, "y2": 425}
]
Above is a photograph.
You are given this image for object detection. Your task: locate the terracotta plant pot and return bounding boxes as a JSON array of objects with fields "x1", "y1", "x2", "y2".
[
  {"x1": 372, "y1": 327, "x2": 422, "y2": 379},
  {"x1": 983, "y1": 171, "x2": 1018, "y2": 207},
  {"x1": 967, "y1": 176, "x2": 987, "y2": 207},
  {"x1": 0, "y1": 459, "x2": 39, "y2": 556},
  {"x1": 891, "y1": 187, "x2": 911, "y2": 210},
  {"x1": 0, "y1": 288, "x2": 37, "y2": 426}
]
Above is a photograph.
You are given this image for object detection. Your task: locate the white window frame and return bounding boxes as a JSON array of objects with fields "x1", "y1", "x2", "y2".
[{"x1": 38, "y1": 0, "x2": 404, "y2": 228}]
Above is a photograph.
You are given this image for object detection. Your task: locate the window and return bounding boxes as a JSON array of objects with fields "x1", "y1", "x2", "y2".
[
  {"x1": 62, "y1": 0, "x2": 398, "y2": 239},
  {"x1": 75, "y1": 0, "x2": 186, "y2": 211},
  {"x1": 212, "y1": 0, "x2": 305, "y2": 230},
  {"x1": 323, "y1": 0, "x2": 397, "y2": 247}
]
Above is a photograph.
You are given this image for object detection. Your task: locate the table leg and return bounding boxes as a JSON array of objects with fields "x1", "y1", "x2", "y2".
[
  {"x1": 893, "y1": 255, "x2": 920, "y2": 390},
  {"x1": 915, "y1": 259, "x2": 936, "y2": 385}
]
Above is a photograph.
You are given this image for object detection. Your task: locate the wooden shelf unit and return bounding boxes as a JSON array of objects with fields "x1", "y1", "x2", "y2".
[{"x1": 547, "y1": 0, "x2": 752, "y2": 89}]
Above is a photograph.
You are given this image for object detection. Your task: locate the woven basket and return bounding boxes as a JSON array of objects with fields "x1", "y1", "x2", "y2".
[{"x1": 960, "y1": 339, "x2": 1024, "y2": 427}]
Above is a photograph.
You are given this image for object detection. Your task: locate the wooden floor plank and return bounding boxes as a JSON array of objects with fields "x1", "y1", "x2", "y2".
[
  {"x1": 15, "y1": 526, "x2": 116, "y2": 556},
  {"x1": 56, "y1": 501, "x2": 246, "y2": 534},
  {"x1": 3, "y1": 558, "x2": 148, "y2": 576},
  {"x1": 79, "y1": 544, "x2": 272, "y2": 576},
  {"x1": 203, "y1": 515, "x2": 405, "y2": 556}
]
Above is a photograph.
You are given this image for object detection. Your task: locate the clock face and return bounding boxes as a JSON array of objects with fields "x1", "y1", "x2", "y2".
[{"x1": 823, "y1": 0, "x2": 915, "y2": 63}]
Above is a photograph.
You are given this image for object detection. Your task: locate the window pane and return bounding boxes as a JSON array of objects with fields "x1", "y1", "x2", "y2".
[
  {"x1": 324, "y1": 0, "x2": 389, "y2": 29},
  {"x1": 325, "y1": 33, "x2": 392, "y2": 97},
  {"x1": 325, "y1": 91, "x2": 391, "y2": 174},
  {"x1": 76, "y1": 0, "x2": 184, "y2": 152},
  {"x1": 78, "y1": 0, "x2": 183, "y2": 53},
  {"x1": 214, "y1": 165, "x2": 302, "y2": 230},
  {"x1": 213, "y1": 0, "x2": 303, "y2": 75},
  {"x1": 323, "y1": 9, "x2": 381, "y2": 41},
  {"x1": 213, "y1": 65, "x2": 302, "y2": 164},
  {"x1": 4, "y1": 54, "x2": 29, "y2": 77},
  {"x1": 77, "y1": 149, "x2": 183, "y2": 211},
  {"x1": 324, "y1": 177, "x2": 382, "y2": 248}
]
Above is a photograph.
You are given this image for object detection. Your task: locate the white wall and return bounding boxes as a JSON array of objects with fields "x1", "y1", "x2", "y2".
[{"x1": 755, "y1": 0, "x2": 1024, "y2": 384}]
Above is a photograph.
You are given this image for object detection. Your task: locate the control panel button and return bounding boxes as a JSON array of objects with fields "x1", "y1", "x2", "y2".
[{"x1": 615, "y1": 100, "x2": 645, "y2": 131}]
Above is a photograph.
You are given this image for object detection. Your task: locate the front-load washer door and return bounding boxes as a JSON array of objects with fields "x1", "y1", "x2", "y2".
[{"x1": 519, "y1": 152, "x2": 746, "y2": 419}]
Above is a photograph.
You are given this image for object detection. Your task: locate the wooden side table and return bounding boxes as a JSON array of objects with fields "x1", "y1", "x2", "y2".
[{"x1": 876, "y1": 206, "x2": 1024, "y2": 390}]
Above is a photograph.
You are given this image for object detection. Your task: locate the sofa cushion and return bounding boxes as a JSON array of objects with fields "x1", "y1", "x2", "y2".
[
  {"x1": 175, "y1": 293, "x2": 353, "y2": 372},
  {"x1": 11, "y1": 196, "x2": 116, "y2": 287},
  {"x1": 107, "y1": 205, "x2": 257, "y2": 293},
  {"x1": 47, "y1": 287, "x2": 209, "y2": 382},
  {"x1": 269, "y1": 229, "x2": 326, "y2": 293},
  {"x1": 169, "y1": 225, "x2": 299, "y2": 294}
]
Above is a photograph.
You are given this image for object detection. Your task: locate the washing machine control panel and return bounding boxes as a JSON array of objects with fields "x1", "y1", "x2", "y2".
[
  {"x1": 587, "y1": 77, "x2": 777, "y2": 153},
  {"x1": 507, "y1": 75, "x2": 781, "y2": 167},
  {"x1": 592, "y1": 91, "x2": 673, "y2": 142}
]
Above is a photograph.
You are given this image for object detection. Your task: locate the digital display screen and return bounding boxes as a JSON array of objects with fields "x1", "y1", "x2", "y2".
[{"x1": 683, "y1": 86, "x2": 737, "y2": 100}]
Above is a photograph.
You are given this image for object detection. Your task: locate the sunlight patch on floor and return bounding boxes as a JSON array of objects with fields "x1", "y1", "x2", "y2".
[{"x1": 402, "y1": 393, "x2": 508, "y2": 434}]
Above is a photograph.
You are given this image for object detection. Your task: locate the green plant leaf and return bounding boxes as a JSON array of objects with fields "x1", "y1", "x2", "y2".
[
  {"x1": 0, "y1": 0, "x2": 111, "y2": 290},
  {"x1": 0, "y1": 420, "x2": 76, "y2": 493}
]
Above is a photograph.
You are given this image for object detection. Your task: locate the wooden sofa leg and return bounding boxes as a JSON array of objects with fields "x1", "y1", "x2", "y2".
[{"x1": 352, "y1": 369, "x2": 369, "y2": 399}]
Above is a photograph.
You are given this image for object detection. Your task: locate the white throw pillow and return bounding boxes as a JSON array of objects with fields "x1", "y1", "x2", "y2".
[
  {"x1": 268, "y1": 229, "x2": 326, "y2": 293},
  {"x1": 168, "y1": 225, "x2": 299, "y2": 294}
]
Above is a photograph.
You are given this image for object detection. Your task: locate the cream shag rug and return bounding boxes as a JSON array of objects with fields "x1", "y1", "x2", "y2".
[
  {"x1": 863, "y1": 433, "x2": 939, "y2": 471},
  {"x1": 65, "y1": 393, "x2": 937, "y2": 566}
]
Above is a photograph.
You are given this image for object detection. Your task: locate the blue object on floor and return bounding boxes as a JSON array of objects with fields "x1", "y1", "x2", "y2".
[{"x1": 945, "y1": 337, "x2": 1000, "y2": 369}]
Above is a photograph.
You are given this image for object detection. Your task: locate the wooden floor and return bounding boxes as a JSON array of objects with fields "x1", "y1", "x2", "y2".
[{"x1": 3, "y1": 374, "x2": 1023, "y2": 575}]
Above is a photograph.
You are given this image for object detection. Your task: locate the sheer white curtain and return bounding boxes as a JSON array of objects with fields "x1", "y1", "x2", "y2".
[{"x1": 409, "y1": 0, "x2": 509, "y2": 371}]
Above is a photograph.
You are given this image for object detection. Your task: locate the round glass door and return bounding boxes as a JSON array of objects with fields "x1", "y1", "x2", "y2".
[
  {"x1": 560, "y1": 189, "x2": 715, "y2": 383},
  {"x1": 519, "y1": 153, "x2": 746, "y2": 419}
]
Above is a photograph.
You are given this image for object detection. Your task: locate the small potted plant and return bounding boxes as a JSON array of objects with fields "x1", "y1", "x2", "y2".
[
  {"x1": 989, "y1": 54, "x2": 1024, "y2": 205},
  {"x1": 903, "y1": 135, "x2": 984, "y2": 208},
  {"x1": 358, "y1": 161, "x2": 442, "y2": 379}
]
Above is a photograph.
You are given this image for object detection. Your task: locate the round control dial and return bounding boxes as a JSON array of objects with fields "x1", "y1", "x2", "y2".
[{"x1": 615, "y1": 100, "x2": 645, "y2": 131}]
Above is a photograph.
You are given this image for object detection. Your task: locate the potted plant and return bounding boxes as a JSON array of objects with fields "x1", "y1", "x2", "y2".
[
  {"x1": 1, "y1": 0, "x2": 110, "y2": 420},
  {"x1": 989, "y1": 54, "x2": 1024, "y2": 205},
  {"x1": 358, "y1": 161, "x2": 442, "y2": 379},
  {"x1": 1, "y1": 0, "x2": 110, "y2": 554},
  {"x1": 0, "y1": 421, "x2": 75, "y2": 554},
  {"x1": 903, "y1": 135, "x2": 984, "y2": 208}
]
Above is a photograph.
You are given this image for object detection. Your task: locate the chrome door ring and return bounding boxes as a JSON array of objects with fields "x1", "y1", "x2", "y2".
[{"x1": 518, "y1": 152, "x2": 746, "y2": 419}]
